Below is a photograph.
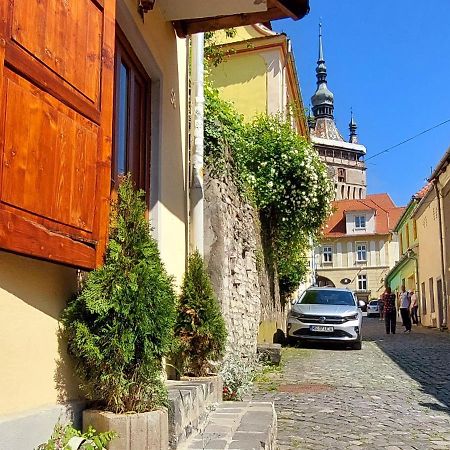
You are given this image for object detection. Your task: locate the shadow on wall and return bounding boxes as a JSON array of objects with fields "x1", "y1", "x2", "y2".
[
  {"x1": 0, "y1": 251, "x2": 83, "y2": 411},
  {"x1": 0, "y1": 251, "x2": 77, "y2": 319}
]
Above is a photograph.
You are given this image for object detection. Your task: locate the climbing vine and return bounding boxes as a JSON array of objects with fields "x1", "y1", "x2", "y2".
[{"x1": 204, "y1": 85, "x2": 333, "y2": 297}]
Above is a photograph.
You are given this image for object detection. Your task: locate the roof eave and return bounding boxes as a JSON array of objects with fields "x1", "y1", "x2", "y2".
[{"x1": 173, "y1": 0, "x2": 310, "y2": 37}]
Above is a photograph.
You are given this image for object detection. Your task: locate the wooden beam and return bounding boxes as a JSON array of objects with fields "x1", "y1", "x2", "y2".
[
  {"x1": 269, "y1": 0, "x2": 298, "y2": 20},
  {"x1": 173, "y1": 0, "x2": 309, "y2": 37},
  {"x1": 174, "y1": 10, "x2": 283, "y2": 38}
]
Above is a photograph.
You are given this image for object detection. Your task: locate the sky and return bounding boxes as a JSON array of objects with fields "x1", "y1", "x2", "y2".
[{"x1": 272, "y1": 0, "x2": 450, "y2": 206}]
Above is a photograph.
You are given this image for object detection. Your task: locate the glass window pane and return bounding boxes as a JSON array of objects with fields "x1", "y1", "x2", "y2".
[{"x1": 117, "y1": 62, "x2": 128, "y2": 175}]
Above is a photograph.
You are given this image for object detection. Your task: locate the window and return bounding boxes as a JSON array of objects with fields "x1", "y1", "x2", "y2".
[
  {"x1": 356, "y1": 243, "x2": 367, "y2": 262},
  {"x1": 429, "y1": 278, "x2": 435, "y2": 313},
  {"x1": 113, "y1": 28, "x2": 151, "y2": 198},
  {"x1": 405, "y1": 223, "x2": 410, "y2": 249},
  {"x1": 421, "y1": 281, "x2": 427, "y2": 316},
  {"x1": 323, "y1": 246, "x2": 333, "y2": 263},
  {"x1": 413, "y1": 219, "x2": 417, "y2": 240},
  {"x1": 355, "y1": 215, "x2": 366, "y2": 229},
  {"x1": 337, "y1": 168, "x2": 346, "y2": 183},
  {"x1": 357, "y1": 274, "x2": 367, "y2": 291}
]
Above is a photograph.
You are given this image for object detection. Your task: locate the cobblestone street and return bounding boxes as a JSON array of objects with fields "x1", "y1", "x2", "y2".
[{"x1": 253, "y1": 318, "x2": 450, "y2": 449}]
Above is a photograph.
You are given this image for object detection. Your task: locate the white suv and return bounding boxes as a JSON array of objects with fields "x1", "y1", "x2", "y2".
[{"x1": 287, "y1": 287, "x2": 363, "y2": 350}]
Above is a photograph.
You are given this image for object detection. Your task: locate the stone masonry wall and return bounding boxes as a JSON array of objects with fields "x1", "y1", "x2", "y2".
[{"x1": 204, "y1": 168, "x2": 286, "y2": 358}]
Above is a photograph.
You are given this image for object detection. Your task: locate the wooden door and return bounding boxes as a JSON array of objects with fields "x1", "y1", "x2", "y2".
[{"x1": 0, "y1": 0, "x2": 116, "y2": 269}]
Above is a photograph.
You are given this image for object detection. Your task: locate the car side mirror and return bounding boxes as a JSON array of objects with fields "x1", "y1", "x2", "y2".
[{"x1": 358, "y1": 300, "x2": 365, "y2": 309}]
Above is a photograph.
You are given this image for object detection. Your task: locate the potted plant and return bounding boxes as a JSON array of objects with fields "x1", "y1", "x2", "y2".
[
  {"x1": 62, "y1": 176, "x2": 176, "y2": 450},
  {"x1": 174, "y1": 250, "x2": 227, "y2": 378}
]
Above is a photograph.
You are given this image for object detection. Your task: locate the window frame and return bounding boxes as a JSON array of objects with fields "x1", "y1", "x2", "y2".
[
  {"x1": 357, "y1": 274, "x2": 367, "y2": 291},
  {"x1": 356, "y1": 242, "x2": 367, "y2": 262},
  {"x1": 354, "y1": 215, "x2": 366, "y2": 230},
  {"x1": 322, "y1": 246, "x2": 333, "y2": 264},
  {"x1": 113, "y1": 26, "x2": 152, "y2": 203}
]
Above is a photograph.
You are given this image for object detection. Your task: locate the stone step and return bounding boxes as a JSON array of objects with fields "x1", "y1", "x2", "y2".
[
  {"x1": 178, "y1": 401, "x2": 277, "y2": 450},
  {"x1": 167, "y1": 376, "x2": 223, "y2": 449}
]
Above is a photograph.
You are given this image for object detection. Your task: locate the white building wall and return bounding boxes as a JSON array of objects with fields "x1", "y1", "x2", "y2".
[
  {"x1": 369, "y1": 240, "x2": 376, "y2": 266},
  {"x1": 336, "y1": 242, "x2": 342, "y2": 268}
]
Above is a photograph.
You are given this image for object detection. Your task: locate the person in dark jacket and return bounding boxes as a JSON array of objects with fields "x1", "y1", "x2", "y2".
[{"x1": 383, "y1": 286, "x2": 396, "y2": 334}]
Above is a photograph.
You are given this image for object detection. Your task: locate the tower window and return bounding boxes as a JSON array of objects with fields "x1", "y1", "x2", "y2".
[{"x1": 337, "y1": 168, "x2": 346, "y2": 183}]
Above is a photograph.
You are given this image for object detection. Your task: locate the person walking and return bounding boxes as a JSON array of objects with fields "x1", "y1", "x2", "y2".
[
  {"x1": 378, "y1": 296, "x2": 385, "y2": 321},
  {"x1": 399, "y1": 285, "x2": 412, "y2": 333},
  {"x1": 383, "y1": 286, "x2": 396, "y2": 334},
  {"x1": 410, "y1": 290, "x2": 419, "y2": 325}
]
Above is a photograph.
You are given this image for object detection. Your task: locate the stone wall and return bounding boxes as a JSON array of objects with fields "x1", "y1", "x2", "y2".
[{"x1": 204, "y1": 168, "x2": 286, "y2": 358}]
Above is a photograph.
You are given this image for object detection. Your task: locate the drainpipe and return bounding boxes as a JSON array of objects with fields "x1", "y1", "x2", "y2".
[
  {"x1": 434, "y1": 179, "x2": 448, "y2": 329},
  {"x1": 190, "y1": 33, "x2": 205, "y2": 257}
]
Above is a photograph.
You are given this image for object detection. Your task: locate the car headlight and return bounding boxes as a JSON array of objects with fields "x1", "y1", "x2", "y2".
[
  {"x1": 290, "y1": 311, "x2": 306, "y2": 319},
  {"x1": 345, "y1": 313, "x2": 359, "y2": 321}
]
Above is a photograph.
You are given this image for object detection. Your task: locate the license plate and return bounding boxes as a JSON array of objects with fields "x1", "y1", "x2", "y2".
[{"x1": 310, "y1": 325, "x2": 334, "y2": 332}]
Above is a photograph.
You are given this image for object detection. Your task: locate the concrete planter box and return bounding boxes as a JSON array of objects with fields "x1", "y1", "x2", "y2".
[{"x1": 83, "y1": 408, "x2": 168, "y2": 450}]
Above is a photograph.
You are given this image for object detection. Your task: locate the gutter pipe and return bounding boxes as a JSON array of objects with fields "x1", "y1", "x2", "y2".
[
  {"x1": 191, "y1": 33, "x2": 205, "y2": 257},
  {"x1": 434, "y1": 179, "x2": 448, "y2": 329}
]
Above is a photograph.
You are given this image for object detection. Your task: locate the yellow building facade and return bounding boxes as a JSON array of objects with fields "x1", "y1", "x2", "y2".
[
  {"x1": 210, "y1": 24, "x2": 308, "y2": 135},
  {"x1": 0, "y1": 1, "x2": 309, "y2": 447},
  {"x1": 414, "y1": 148, "x2": 450, "y2": 329}
]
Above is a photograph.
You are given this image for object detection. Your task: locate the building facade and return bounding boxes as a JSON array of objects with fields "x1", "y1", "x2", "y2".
[
  {"x1": 210, "y1": 24, "x2": 308, "y2": 135},
  {"x1": 316, "y1": 195, "x2": 404, "y2": 302},
  {"x1": 385, "y1": 184, "x2": 430, "y2": 314},
  {"x1": 413, "y1": 148, "x2": 450, "y2": 329},
  {"x1": 0, "y1": 1, "x2": 310, "y2": 447}
]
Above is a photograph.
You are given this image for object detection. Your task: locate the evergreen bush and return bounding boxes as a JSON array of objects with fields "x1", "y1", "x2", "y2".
[
  {"x1": 174, "y1": 250, "x2": 227, "y2": 376},
  {"x1": 62, "y1": 176, "x2": 177, "y2": 413}
]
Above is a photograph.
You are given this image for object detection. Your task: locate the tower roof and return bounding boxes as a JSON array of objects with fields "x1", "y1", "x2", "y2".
[
  {"x1": 311, "y1": 23, "x2": 334, "y2": 119},
  {"x1": 349, "y1": 109, "x2": 358, "y2": 143}
]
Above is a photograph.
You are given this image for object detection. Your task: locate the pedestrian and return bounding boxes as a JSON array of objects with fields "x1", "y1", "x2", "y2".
[
  {"x1": 383, "y1": 286, "x2": 396, "y2": 334},
  {"x1": 410, "y1": 290, "x2": 419, "y2": 325},
  {"x1": 399, "y1": 285, "x2": 412, "y2": 333},
  {"x1": 378, "y1": 296, "x2": 385, "y2": 321}
]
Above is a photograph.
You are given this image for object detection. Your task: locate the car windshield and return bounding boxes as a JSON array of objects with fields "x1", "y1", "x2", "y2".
[
  {"x1": 299, "y1": 290, "x2": 356, "y2": 306},
  {"x1": 370, "y1": 301, "x2": 378, "y2": 306}
]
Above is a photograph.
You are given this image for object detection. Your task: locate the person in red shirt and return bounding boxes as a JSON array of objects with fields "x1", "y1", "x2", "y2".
[{"x1": 383, "y1": 286, "x2": 397, "y2": 334}]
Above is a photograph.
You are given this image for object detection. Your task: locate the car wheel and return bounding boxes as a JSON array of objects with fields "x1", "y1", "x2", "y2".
[
  {"x1": 286, "y1": 335, "x2": 298, "y2": 347},
  {"x1": 352, "y1": 340, "x2": 362, "y2": 350}
]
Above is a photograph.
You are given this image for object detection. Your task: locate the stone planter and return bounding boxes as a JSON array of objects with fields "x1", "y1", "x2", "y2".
[{"x1": 83, "y1": 408, "x2": 168, "y2": 450}]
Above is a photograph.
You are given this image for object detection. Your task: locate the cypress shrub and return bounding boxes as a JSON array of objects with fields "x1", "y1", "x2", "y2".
[
  {"x1": 62, "y1": 176, "x2": 176, "y2": 413},
  {"x1": 175, "y1": 251, "x2": 227, "y2": 376}
]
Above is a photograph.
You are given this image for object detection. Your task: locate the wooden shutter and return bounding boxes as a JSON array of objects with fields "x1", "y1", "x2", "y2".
[{"x1": 0, "y1": 0, "x2": 116, "y2": 269}]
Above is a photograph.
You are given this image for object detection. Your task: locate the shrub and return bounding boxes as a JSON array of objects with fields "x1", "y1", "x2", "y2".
[
  {"x1": 62, "y1": 176, "x2": 177, "y2": 413},
  {"x1": 240, "y1": 114, "x2": 334, "y2": 296},
  {"x1": 36, "y1": 422, "x2": 116, "y2": 450},
  {"x1": 174, "y1": 250, "x2": 227, "y2": 376},
  {"x1": 220, "y1": 353, "x2": 259, "y2": 401}
]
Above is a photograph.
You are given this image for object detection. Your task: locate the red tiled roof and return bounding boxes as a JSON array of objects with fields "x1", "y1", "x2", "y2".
[
  {"x1": 324, "y1": 193, "x2": 405, "y2": 237},
  {"x1": 413, "y1": 182, "x2": 432, "y2": 199}
]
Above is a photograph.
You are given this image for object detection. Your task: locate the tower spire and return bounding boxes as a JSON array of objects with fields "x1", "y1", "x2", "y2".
[
  {"x1": 349, "y1": 108, "x2": 358, "y2": 143},
  {"x1": 318, "y1": 22, "x2": 324, "y2": 62},
  {"x1": 311, "y1": 23, "x2": 334, "y2": 119}
]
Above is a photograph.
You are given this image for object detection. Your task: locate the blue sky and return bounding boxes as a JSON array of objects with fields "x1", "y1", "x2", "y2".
[{"x1": 272, "y1": 0, "x2": 450, "y2": 206}]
